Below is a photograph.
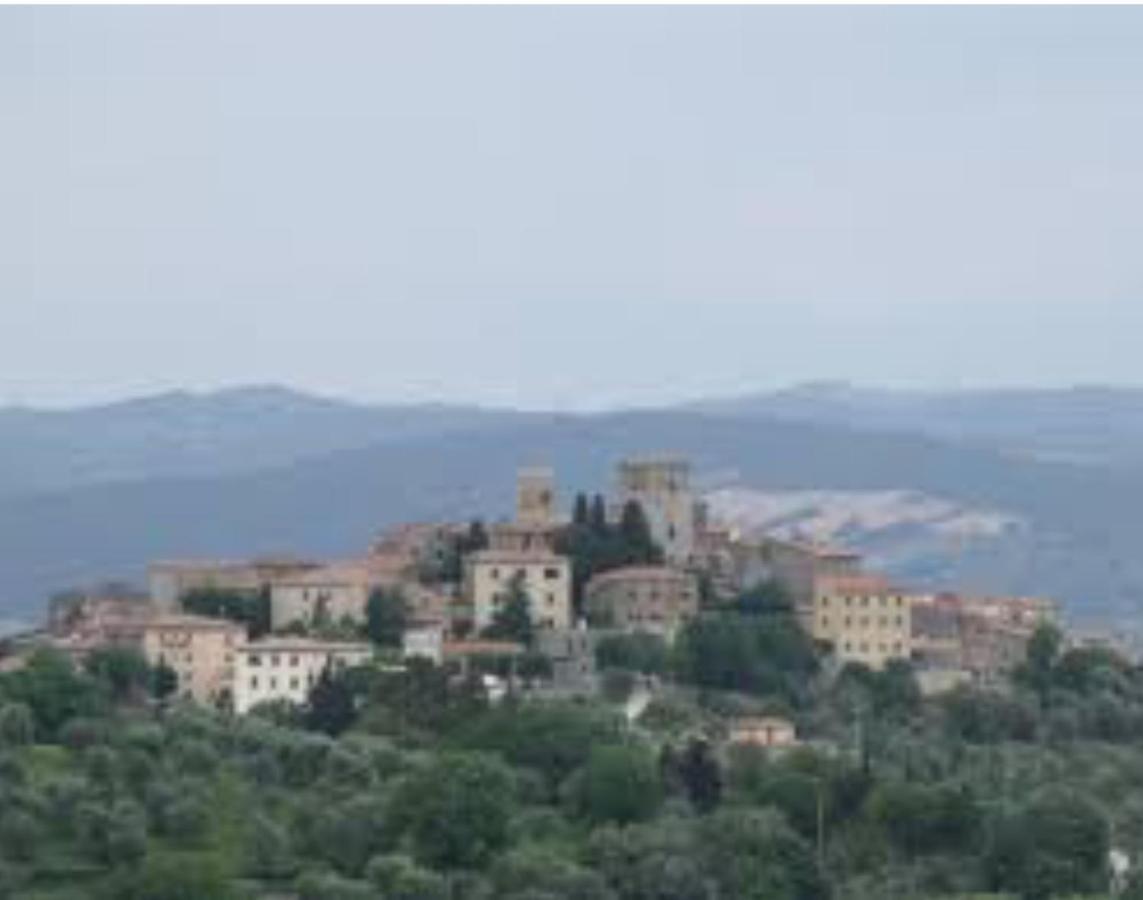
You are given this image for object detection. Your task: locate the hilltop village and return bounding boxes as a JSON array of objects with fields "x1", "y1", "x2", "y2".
[
  {"x1": 12, "y1": 456, "x2": 1065, "y2": 722},
  {"x1": 4, "y1": 456, "x2": 1143, "y2": 900}
]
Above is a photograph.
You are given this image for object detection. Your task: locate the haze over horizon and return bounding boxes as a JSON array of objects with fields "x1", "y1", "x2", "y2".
[{"x1": 8, "y1": 6, "x2": 1143, "y2": 410}]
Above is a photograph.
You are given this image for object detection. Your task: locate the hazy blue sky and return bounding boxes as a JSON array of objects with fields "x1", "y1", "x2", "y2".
[{"x1": 5, "y1": 6, "x2": 1143, "y2": 410}]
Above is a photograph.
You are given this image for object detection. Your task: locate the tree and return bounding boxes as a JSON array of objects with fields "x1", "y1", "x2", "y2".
[
  {"x1": 86, "y1": 645, "x2": 152, "y2": 702},
  {"x1": 590, "y1": 494, "x2": 609, "y2": 533},
  {"x1": 152, "y1": 661, "x2": 178, "y2": 701},
  {"x1": 738, "y1": 580, "x2": 793, "y2": 616},
  {"x1": 596, "y1": 633, "x2": 669, "y2": 675},
  {"x1": 491, "y1": 845, "x2": 616, "y2": 900},
  {"x1": 366, "y1": 587, "x2": 408, "y2": 648},
  {"x1": 675, "y1": 739, "x2": 722, "y2": 814},
  {"x1": 180, "y1": 587, "x2": 267, "y2": 638},
  {"x1": 393, "y1": 752, "x2": 515, "y2": 870},
  {"x1": 986, "y1": 788, "x2": 1109, "y2": 900},
  {"x1": 0, "y1": 648, "x2": 105, "y2": 740},
  {"x1": 573, "y1": 493, "x2": 590, "y2": 527},
  {"x1": 569, "y1": 744, "x2": 663, "y2": 826},
  {"x1": 699, "y1": 808, "x2": 826, "y2": 900},
  {"x1": 482, "y1": 574, "x2": 534, "y2": 647},
  {"x1": 618, "y1": 501, "x2": 662, "y2": 565},
  {"x1": 366, "y1": 854, "x2": 449, "y2": 900},
  {"x1": 109, "y1": 852, "x2": 239, "y2": 900},
  {"x1": 0, "y1": 703, "x2": 34, "y2": 747},
  {"x1": 305, "y1": 665, "x2": 357, "y2": 737}
]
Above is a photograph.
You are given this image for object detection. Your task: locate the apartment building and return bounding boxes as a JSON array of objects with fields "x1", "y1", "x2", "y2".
[
  {"x1": 232, "y1": 637, "x2": 372, "y2": 714},
  {"x1": 465, "y1": 549, "x2": 572, "y2": 632},
  {"x1": 615, "y1": 457, "x2": 697, "y2": 564},
  {"x1": 584, "y1": 565, "x2": 699, "y2": 639},
  {"x1": 809, "y1": 573, "x2": 915, "y2": 670},
  {"x1": 140, "y1": 614, "x2": 245, "y2": 704}
]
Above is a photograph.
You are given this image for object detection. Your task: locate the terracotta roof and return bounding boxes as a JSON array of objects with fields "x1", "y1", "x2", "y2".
[
  {"x1": 239, "y1": 637, "x2": 372, "y2": 653},
  {"x1": 587, "y1": 566, "x2": 690, "y2": 586}
]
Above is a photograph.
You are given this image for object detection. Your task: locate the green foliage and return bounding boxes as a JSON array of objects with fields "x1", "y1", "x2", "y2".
[
  {"x1": 180, "y1": 586, "x2": 269, "y2": 638},
  {"x1": 304, "y1": 665, "x2": 357, "y2": 737},
  {"x1": 0, "y1": 649, "x2": 106, "y2": 740},
  {"x1": 84, "y1": 645, "x2": 152, "y2": 702},
  {"x1": 481, "y1": 574, "x2": 534, "y2": 647},
  {"x1": 555, "y1": 497, "x2": 664, "y2": 613},
  {"x1": 737, "y1": 579, "x2": 794, "y2": 616},
  {"x1": 671, "y1": 614, "x2": 818, "y2": 704},
  {"x1": 0, "y1": 703, "x2": 34, "y2": 747},
  {"x1": 366, "y1": 854, "x2": 449, "y2": 900},
  {"x1": 107, "y1": 851, "x2": 238, "y2": 900},
  {"x1": 366, "y1": 587, "x2": 408, "y2": 648},
  {"x1": 568, "y1": 744, "x2": 663, "y2": 826},
  {"x1": 393, "y1": 752, "x2": 515, "y2": 870},
  {"x1": 595, "y1": 632, "x2": 669, "y2": 675}
]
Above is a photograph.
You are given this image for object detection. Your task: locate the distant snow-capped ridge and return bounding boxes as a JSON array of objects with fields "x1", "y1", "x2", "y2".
[{"x1": 704, "y1": 487, "x2": 1025, "y2": 545}]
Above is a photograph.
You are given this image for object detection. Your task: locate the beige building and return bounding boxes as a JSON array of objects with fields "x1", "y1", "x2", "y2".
[
  {"x1": 615, "y1": 457, "x2": 697, "y2": 564},
  {"x1": 141, "y1": 614, "x2": 245, "y2": 704},
  {"x1": 233, "y1": 637, "x2": 372, "y2": 714},
  {"x1": 584, "y1": 566, "x2": 699, "y2": 639},
  {"x1": 516, "y1": 467, "x2": 557, "y2": 527},
  {"x1": 810, "y1": 573, "x2": 915, "y2": 670},
  {"x1": 728, "y1": 716, "x2": 798, "y2": 749},
  {"x1": 465, "y1": 549, "x2": 572, "y2": 632},
  {"x1": 270, "y1": 560, "x2": 399, "y2": 631},
  {"x1": 148, "y1": 557, "x2": 320, "y2": 612}
]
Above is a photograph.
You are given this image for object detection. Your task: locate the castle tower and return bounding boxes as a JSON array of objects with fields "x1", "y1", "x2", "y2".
[
  {"x1": 615, "y1": 456, "x2": 696, "y2": 564},
  {"x1": 516, "y1": 467, "x2": 556, "y2": 526}
]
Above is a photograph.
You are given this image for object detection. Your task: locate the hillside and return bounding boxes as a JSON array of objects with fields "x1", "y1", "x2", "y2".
[
  {"x1": 693, "y1": 382, "x2": 1143, "y2": 466},
  {"x1": 1, "y1": 407, "x2": 1141, "y2": 628}
]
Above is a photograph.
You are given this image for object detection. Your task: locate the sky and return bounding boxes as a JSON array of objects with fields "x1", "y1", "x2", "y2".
[{"x1": 4, "y1": 6, "x2": 1143, "y2": 411}]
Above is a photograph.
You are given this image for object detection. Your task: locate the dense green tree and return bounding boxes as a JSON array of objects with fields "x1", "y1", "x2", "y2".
[
  {"x1": 0, "y1": 703, "x2": 33, "y2": 747},
  {"x1": 0, "y1": 648, "x2": 105, "y2": 740},
  {"x1": 305, "y1": 665, "x2": 357, "y2": 737},
  {"x1": 589, "y1": 495, "x2": 608, "y2": 533},
  {"x1": 569, "y1": 744, "x2": 663, "y2": 826},
  {"x1": 106, "y1": 852, "x2": 237, "y2": 900},
  {"x1": 394, "y1": 752, "x2": 515, "y2": 870},
  {"x1": 572, "y1": 493, "x2": 590, "y2": 527},
  {"x1": 366, "y1": 854, "x2": 449, "y2": 900},
  {"x1": 482, "y1": 574, "x2": 534, "y2": 647},
  {"x1": 738, "y1": 580, "x2": 794, "y2": 616},
  {"x1": 366, "y1": 586, "x2": 408, "y2": 647},
  {"x1": 595, "y1": 633, "x2": 669, "y2": 675},
  {"x1": 674, "y1": 739, "x2": 722, "y2": 814},
  {"x1": 588, "y1": 818, "x2": 714, "y2": 900},
  {"x1": 491, "y1": 845, "x2": 616, "y2": 900},
  {"x1": 180, "y1": 586, "x2": 268, "y2": 638},
  {"x1": 868, "y1": 781, "x2": 980, "y2": 857},
  {"x1": 86, "y1": 645, "x2": 152, "y2": 702},
  {"x1": 699, "y1": 808, "x2": 826, "y2": 900},
  {"x1": 986, "y1": 787, "x2": 1109, "y2": 900},
  {"x1": 151, "y1": 660, "x2": 178, "y2": 701}
]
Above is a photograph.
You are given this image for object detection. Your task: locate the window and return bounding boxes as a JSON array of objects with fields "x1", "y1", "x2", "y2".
[
  {"x1": 491, "y1": 568, "x2": 500, "y2": 579},
  {"x1": 290, "y1": 655, "x2": 299, "y2": 667},
  {"x1": 269, "y1": 677, "x2": 278, "y2": 689},
  {"x1": 249, "y1": 654, "x2": 262, "y2": 667},
  {"x1": 820, "y1": 596, "x2": 829, "y2": 607},
  {"x1": 544, "y1": 567, "x2": 560, "y2": 580},
  {"x1": 270, "y1": 655, "x2": 280, "y2": 667},
  {"x1": 289, "y1": 677, "x2": 299, "y2": 689},
  {"x1": 250, "y1": 676, "x2": 259, "y2": 689},
  {"x1": 820, "y1": 616, "x2": 829, "y2": 628}
]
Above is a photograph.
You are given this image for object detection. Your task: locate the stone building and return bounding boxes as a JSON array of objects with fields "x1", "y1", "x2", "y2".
[
  {"x1": 516, "y1": 467, "x2": 557, "y2": 527},
  {"x1": 270, "y1": 560, "x2": 397, "y2": 631},
  {"x1": 584, "y1": 565, "x2": 699, "y2": 639},
  {"x1": 148, "y1": 557, "x2": 320, "y2": 612},
  {"x1": 615, "y1": 457, "x2": 697, "y2": 564},
  {"x1": 140, "y1": 614, "x2": 245, "y2": 705},
  {"x1": 464, "y1": 549, "x2": 572, "y2": 632},
  {"x1": 809, "y1": 573, "x2": 916, "y2": 670}
]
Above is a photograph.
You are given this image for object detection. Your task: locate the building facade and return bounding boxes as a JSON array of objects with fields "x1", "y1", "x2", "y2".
[
  {"x1": 615, "y1": 457, "x2": 697, "y2": 564},
  {"x1": 516, "y1": 467, "x2": 557, "y2": 527},
  {"x1": 270, "y1": 560, "x2": 396, "y2": 631},
  {"x1": 809, "y1": 573, "x2": 915, "y2": 670},
  {"x1": 465, "y1": 549, "x2": 572, "y2": 632},
  {"x1": 232, "y1": 638, "x2": 372, "y2": 714},
  {"x1": 140, "y1": 614, "x2": 245, "y2": 705},
  {"x1": 584, "y1": 565, "x2": 699, "y2": 639},
  {"x1": 148, "y1": 557, "x2": 319, "y2": 612}
]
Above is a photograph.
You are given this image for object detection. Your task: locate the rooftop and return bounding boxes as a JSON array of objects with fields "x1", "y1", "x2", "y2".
[{"x1": 239, "y1": 637, "x2": 372, "y2": 653}]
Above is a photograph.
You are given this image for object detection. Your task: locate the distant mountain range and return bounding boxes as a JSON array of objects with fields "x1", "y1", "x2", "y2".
[{"x1": 2, "y1": 384, "x2": 1143, "y2": 630}]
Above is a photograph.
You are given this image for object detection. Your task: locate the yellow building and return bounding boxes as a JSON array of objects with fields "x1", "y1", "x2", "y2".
[
  {"x1": 615, "y1": 457, "x2": 696, "y2": 564},
  {"x1": 148, "y1": 557, "x2": 320, "y2": 612},
  {"x1": 810, "y1": 573, "x2": 915, "y2": 670},
  {"x1": 140, "y1": 614, "x2": 245, "y2": 704},
  {"x1": 516, "y1": 467, "x2": 557, "y2": 527},
  {"x1": 465, "y1": 549, "x2": 572, "y2": 632}
]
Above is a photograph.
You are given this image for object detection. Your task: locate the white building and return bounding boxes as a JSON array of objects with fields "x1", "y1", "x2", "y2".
[
  {"x1": 232, "y1": 637, "x2": 372, "y2": 714},
  {"x1": 465, "y1": 549, "x2": 572, "y2": 632},
  {"x1": 402, "y1": 620, "x2": 446, "y2": 664}
]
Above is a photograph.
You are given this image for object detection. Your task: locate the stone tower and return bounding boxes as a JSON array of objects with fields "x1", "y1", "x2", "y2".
[{"x1": 516, "y1": 467, "x2": 556, "y2": 526}]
